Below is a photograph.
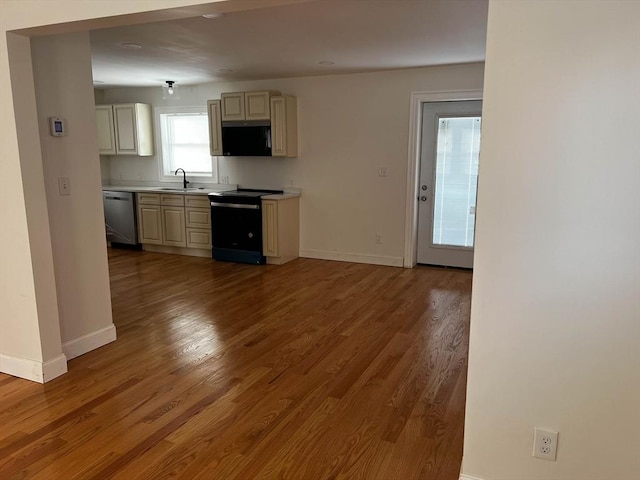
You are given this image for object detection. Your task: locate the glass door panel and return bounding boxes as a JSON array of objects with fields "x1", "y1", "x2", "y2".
[{"x1": 432, "y1": 116, "x2": 481, "y2": 248}]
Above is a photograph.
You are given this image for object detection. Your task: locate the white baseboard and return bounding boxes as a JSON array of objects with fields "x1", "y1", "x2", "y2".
[
  {"x1": 62, "y1": 324, "x2": 117, "y2": 360},
  {"x1": 0, "y1": 352, "x2": 67, "y2": 383},
  {"x1": 300, "y1": 249, "x2": 404, "y2": 267},
  {"x1": 460, "y1": 474, "x2": 487, "y2": 480}
]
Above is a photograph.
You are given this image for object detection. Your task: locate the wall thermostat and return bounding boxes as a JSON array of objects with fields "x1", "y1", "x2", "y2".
[{"x1": 49, "y1": 117, "x2": 66, "y2": 137}]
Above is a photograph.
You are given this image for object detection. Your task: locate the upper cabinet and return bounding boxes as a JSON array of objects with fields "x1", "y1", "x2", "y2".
[
  {"x1": 221, "y1": 91, "x2": 280, "y2": 121},
  {"x1": 96, "y1": 105, "x2": 116, "y2": 154},
  {"x1": 207, "y1": 100, "x2": 223, "y2": 156},
  {"x1": 270, "y1": 96, "x2": 298, "y2": 158},
  {"x1": 212, "y1": 90, "x2": 298, "y2": 158},
  {"x1": 96, "y1": 103, "x2": 154, "y2": 156}
]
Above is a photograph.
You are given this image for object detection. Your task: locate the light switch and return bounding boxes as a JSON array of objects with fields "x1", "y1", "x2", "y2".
[{"x1": 58, "y1": 177, "x2": 70, "y2": 196}]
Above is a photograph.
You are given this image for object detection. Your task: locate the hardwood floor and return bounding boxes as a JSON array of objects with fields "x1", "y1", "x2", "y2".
[{"x1": 0, "y1": 249, "x2": 472, "y2": 479}]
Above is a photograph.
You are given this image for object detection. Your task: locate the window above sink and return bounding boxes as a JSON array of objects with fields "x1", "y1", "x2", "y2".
[{"x1": 156, "y1": 106, "x2": 219, "y2": 184}]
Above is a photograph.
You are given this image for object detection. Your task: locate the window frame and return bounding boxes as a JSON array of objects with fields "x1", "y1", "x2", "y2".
[{"x1": 155, "y1": 106, "x2": 218, "y2": 183}]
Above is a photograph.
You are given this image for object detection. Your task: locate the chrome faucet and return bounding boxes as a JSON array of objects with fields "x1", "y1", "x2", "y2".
[{"x1": 174, "y1": 168, "x2": 189, "y2": 189}]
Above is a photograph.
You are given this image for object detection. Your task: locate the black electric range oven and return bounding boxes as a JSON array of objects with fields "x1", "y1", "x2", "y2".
[{"x1": 208, "y1": 189, "x2": 282, "y2": 264}]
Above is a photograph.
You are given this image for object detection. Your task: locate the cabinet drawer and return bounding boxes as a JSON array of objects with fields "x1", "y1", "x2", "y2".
[
  {"x1": 185, "y1": 207, "x2": 211, "y2": 228},
  {"x1": 137, "y1": 193, "x2": 160, "y2": 205},
  {"x1": 185, "y1": 196, "x2": 210, "y2": 208},
  {"x1": 160, "y1": 194, "x2": 185, "y2": 206},
  {"x1": 186, "y1": 228, "x2": 211, "y2": 249}
]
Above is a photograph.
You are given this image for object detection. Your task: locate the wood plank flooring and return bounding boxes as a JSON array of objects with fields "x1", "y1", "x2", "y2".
[{"x1": 0, "y1": 249, "x2": 472, "y2": 479}]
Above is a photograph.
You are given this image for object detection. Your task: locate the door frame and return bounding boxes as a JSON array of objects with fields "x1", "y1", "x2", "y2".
[{"x1": 403, "y1": 90, "x2": 483, "y2": 268}]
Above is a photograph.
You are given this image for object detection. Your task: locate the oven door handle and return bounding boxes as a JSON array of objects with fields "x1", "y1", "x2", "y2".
[{"x1": 210, "y1": 202, "x2": 260, "y2": 210}]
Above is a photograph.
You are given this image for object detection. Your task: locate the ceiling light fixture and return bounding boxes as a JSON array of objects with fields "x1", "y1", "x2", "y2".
[
  {"x1": 318, "y1": 60, "x2": 335, "y2": 66},
  {"x1": 162, "y1": 80, "x2": 180, "y2": 100},
  {"x1": 202, "y1": 13, "x2": 224, "y2": 19},
  {"x1": 120, "y1": 42, "x2": 142, "y2": 49}
]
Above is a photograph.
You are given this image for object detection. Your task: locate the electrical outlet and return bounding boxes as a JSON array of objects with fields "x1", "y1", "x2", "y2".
[
  {"x1": 375, "y1": 233, "x2": 382, "y2": 244},
  {"x1": 58, "y1": 177, "x2": 70, "y2": 196},
  {"x1": 221, "y1": 175, "x2": 229, "y2": 184},
  {"x1": 533, "y1": 427, "x2": 558, "y2": 461}
]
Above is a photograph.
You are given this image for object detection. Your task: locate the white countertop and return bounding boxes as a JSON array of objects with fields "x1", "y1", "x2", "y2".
[
  {"x1": 102, "y1": 185, "x2": 302, "y2": 199},
  {"x1": 262, "y1": 193, "x2": 301, "y2": 200},
  {"x1": 102, "y1": 185, "x2": 232, "y2": 196}
]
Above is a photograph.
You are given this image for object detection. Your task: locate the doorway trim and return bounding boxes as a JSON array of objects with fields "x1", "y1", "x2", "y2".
[{"x1": 403, "y1": 90, "x2": 483, "y2": 268}]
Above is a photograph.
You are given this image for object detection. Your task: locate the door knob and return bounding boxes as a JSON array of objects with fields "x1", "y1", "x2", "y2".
[
  {"x1": 420, "y1": 196, "x2": 427, "y2": 201},
  {"x1": 421, "y1": 185, "x2": 427, "y2": 191}
]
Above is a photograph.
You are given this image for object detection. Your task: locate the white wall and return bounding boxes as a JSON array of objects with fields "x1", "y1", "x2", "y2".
[
  {"x1": 0, "y1": 0, "x2": 231, "y2": 381},
  {"x1": 463, "y1": 1, "x2": 640, "y2": 479},
  {"x1": 101, "y1": 63, "x2": 485, "y2": 266},
  {"x1": 31, "y1": 32, "x2": 116, "y2": 356},
  {"x1": 0, "y1": 33, "x2": 66, "y2": 382}
]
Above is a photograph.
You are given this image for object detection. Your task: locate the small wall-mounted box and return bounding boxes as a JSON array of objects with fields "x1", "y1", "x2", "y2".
[{"x1": 49, "y1": 117, "x2": 66, "y2": 137}]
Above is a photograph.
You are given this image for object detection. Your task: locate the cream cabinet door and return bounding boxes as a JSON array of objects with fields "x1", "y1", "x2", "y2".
[
  {"x1": 96, "y1": 106, "x2": 116, "y2": 155},
  {"x1": 113, "y1": 103, "x2": 154, "y2": 156},
  {"x1": 221, "y1": 92, "x2": 245, "y2": 121},
  {"x1": 207, "y1": 100, "x2": 223, "y2": 156},
  {"x1": 245, "y1": 91, "x2": 271, "y2": 120},
  {"x1": 161, "y1": 206, "x2": 186, "y2": 247},
  {"x1": 262, "y1": 200, "x2": 279, "y2": 257},
  {"x1": 262, "y1": 197, "x2": 299, "y2": 265},
  {"x1": 186, "y1": 228, "x2": 211, "y2": 249},
  {"x1": 114, "y1": 104, "x2": 137, "y2": 154},
  {"x1": 270, "y1": 96, "x2": 298, "y2": 157},
  {"x1": 138, "y1": 205, "x2": 163, "y2": 244}
]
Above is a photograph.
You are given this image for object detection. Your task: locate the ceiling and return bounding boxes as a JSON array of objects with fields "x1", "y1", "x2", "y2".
[{"x1": 90, "y1": 0, "x2": 488, "y2": 88}]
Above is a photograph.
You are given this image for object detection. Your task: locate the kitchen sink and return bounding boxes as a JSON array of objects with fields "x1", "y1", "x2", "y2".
[{"x1": 158, "y1": 187, "x2": 205, "y2": 192}]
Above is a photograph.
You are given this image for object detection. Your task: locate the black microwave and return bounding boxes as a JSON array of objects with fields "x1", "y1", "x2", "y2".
[{"x1": 221, "y1": 120, "x2": 272, "y2": 157}]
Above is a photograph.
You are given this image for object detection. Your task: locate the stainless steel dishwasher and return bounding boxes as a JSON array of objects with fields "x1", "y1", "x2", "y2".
[{"x1": 103, "y1": 191, "x2": 138, "y2": 245}]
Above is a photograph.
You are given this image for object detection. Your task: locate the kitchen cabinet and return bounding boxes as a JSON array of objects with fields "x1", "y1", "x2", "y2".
[
  {"x1": 136, "y1": 193, "x2": 210, "y2": 253},
  {"x1": 161, "y1": 206, "x2": 186, "y2": 247},
  {"x1": 185, "y1": 196, "x2": 212, "y2": 249},
  {"x1": 160, "y1": 194, "x2": 185, "y2": 247},
  {"x1": 96, "y1": 105, "x2": 116, "y2": 154},
  {"x1": 212, "y1": 91, "x2": 298, "y2": 158},
  {"x1": 262, "y1": 196, "x2": 299, "y2": 265},
  {"x1": 138, "y1": 205, "x2": 162, "y2": 244},
  {"x1": 96, "y1": 103, "x2": 154, "y2": 156},
  {"x1": 270, "y1": 96, "x2": 298, "y2": 157},
  {"x1": 220, "y1": 91, "x2": 280, "y2": 121},
  {"x1": 137, "y1": 193, "x2": 162, "y2": 244},
  {"x1": 207, "y1": 100, "x2": 223, "y2": 156}
]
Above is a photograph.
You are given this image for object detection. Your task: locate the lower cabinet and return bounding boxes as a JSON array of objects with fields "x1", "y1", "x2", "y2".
[
  {"x1": 262, "y1": 196, "x2": 299, "y2": 265},
  {"x1": 138, "y1": 204, "x2": 163, "y2": 244},
  {"x1": 161, "y1": 206, "x2": 186, "y2": 247},
  {"x1": 137, "y1": 193, "x2": 211, "y2": 255},
  {"x1": 185, "y1": 200, "x2": 212, "y2": 248}
]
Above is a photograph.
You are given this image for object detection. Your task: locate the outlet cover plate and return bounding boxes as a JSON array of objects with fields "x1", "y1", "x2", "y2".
[{"x1": 533, "y1": 427, "x2": 558, "y2": 461}]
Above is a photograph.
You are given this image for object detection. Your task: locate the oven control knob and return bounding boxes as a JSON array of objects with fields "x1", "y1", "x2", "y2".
[{"x1": 248, "y1": 232, "x2": 254, "y2": 238}]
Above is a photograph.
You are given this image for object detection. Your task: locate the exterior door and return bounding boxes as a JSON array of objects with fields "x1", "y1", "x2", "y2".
[{"x1": 417, "y1": 101, "x2": 482, "y2": 268}]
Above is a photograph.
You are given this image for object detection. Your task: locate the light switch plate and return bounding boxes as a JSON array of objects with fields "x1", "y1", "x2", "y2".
[{"x1": 58, "y1": 177, "x2": 70, "y2": 196}]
